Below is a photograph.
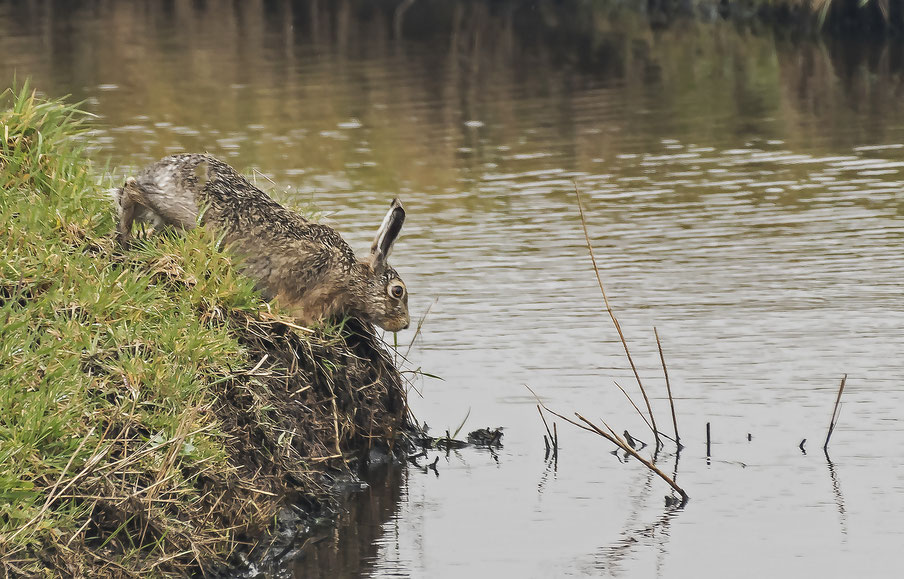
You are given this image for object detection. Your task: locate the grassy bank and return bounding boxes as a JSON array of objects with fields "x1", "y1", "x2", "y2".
[{"x1": 0, "y1": 84, "x2": 409, "y2": 577}]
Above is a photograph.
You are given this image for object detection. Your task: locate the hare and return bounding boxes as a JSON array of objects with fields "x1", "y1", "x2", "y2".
[{"x1": 114, "y1": 153, "x2": 409, "y2": 332}]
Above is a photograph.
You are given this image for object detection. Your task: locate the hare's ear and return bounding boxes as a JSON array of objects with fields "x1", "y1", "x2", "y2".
[{"x1": 368, "y1": 198, "x2": 405, "y2": 270}]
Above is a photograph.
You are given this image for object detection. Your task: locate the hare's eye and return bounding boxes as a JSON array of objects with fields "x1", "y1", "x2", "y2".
[{"x1": 388, "y1": 283, "x2": 405, "y2": 299}]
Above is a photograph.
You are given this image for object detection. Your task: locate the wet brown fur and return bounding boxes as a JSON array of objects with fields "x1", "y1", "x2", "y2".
[{"x1": 114, "y1": 154, "x2": 409, "y2": 331}]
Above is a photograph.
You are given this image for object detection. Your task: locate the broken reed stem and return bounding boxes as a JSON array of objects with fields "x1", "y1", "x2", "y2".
[
  {"x1": 576, "y1": 412, "x2": 687, "y2": 502},
  {"x1": 537, "y1": 404, "x2": 554, "y2": 442},
  {"x1": 526, "y1": 386, "x2": 687, "y2": 502},
  {"x1": 823, "y1": 374, "x2": 847, "y2": 453},
  {"x1": 574, "y1": 183, "x2": 660, "y2": 450},
  {"x1": 538, "y1": 404, "x2": 559, "y2": 461},
  {"x1": 654, "y1": 327, "x2": 680, "y2": 446}
]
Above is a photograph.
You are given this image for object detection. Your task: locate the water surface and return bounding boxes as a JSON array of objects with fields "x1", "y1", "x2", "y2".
[{"x1": 2, "y1": 1, "x2": 903, "y2": 577}]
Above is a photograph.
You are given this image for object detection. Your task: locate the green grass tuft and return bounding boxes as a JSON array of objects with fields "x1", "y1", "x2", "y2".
[
  {"x1": 0, "y1": 82, "x2": 409, "y2": 577},
  {"x1": 0, "y1": 81, "x2": 263, "y2": 571}
]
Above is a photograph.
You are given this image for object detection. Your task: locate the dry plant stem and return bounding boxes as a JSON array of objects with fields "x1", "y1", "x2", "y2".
[
  {"x1": 654, "y1": 327, "x2": 680, "y2": 446},
  {"x1": 537, "y1": 405, "x2": 555, "y2": 445},
  {"x1": 404, "y1": 298, "x2": 435, "y2": 359},
  {"x1": 824, "y1": 374, "x2": 847, "y2": 453},
  {"x1": 8, "y1": 427, "x2": 97, "y2": 543},
  {"x1": 142, "y1": 402, "x2": 199, "y2": 546},
  {"x1": 537, "y1": 400, "x2": 559, "y2": 461},
  {"x1": 327, "y1": 380, "x2": 343, "y2": 458},
  {"x1": 526, "y1": 387, "x2": 687, "y2": 501},
  {"x1": 574, "y1": 184, "x2": 660, "y2": 449},
  {"x1": 574, "y1": 412, "x2": 687, "y2": 502},
  {"x1": 614, "y1": 380, "x2": 654, "y2": 433}
]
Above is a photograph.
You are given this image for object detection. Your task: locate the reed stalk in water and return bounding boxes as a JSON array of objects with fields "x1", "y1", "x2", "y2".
[
  {"x1": 574, "y1": 183, "x2": 661, "y2": 450},
  {"x1": 823, "y1": 374, "x2": 847, "y2": 453},
  {"x1": 528, "y1": 387, "x2": 688, "y2": 503},
  {"x1": 655, "y1": 327, "x2": 681, "y2": 448}
]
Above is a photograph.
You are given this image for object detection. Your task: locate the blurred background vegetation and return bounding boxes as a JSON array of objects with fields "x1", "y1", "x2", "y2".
[{"x1": 3, "y1": 0, "x2": 904, "y2": 196}]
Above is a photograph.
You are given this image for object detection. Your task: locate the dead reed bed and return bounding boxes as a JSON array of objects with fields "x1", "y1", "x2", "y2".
[{"x1": 531, "y1": 184, "x2": 687, "y2": 504}]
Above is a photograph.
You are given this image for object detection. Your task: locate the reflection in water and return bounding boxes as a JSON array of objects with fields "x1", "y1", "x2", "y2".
[
  {"x1": 594, "y1": 452, "x2": 682, "y2": 575},
  {"x1": 2, "y1": 1, "x2": 904, "y2": 577},
  {"x1": 293, "y1": 465, "x2": 405, "y2": 578},
  {"x1": 825, "y1": 455, "x2": 848, "y2": 538}
]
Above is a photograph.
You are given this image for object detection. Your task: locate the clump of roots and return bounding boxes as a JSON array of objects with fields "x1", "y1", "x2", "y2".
[{"x1": 4, "y1": 313, "x2": 410, "y2": 578}]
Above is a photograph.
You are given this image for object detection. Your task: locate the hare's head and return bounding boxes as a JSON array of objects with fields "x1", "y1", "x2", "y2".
[{"x1": 358, "y1": 199, "x2": 409, "y2": 332}]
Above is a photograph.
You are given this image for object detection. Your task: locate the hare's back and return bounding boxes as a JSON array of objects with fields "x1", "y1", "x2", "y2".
[
  {"x1": 132, "y1": 153, "x2": 359, "y2": 268},
  {"x1": 133, "y1": 153, "x2": 283, "y2": 229}
]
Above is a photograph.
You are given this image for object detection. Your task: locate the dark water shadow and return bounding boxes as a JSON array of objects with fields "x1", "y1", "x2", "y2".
[{"x1": 291, "y1": 463, "x2": 406, "y2": 579}]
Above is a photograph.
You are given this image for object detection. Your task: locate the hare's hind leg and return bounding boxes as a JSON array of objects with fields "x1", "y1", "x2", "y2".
[
  {"x1": 115, "y1": 176, "x2": 200, "y2": 247},
  {"x1": 115, "y1": 178, "x2": 146, "y2": 248}
]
